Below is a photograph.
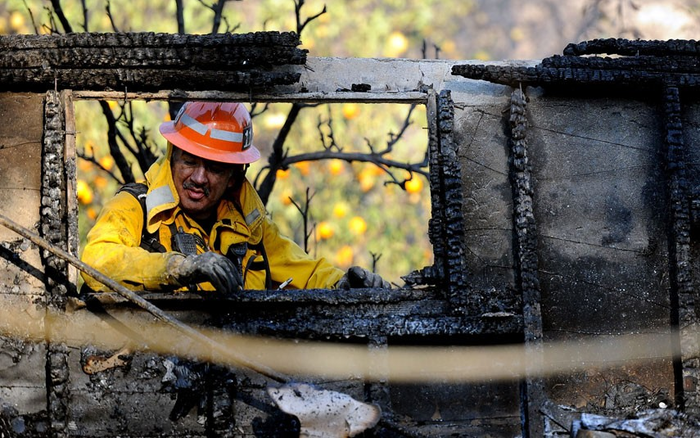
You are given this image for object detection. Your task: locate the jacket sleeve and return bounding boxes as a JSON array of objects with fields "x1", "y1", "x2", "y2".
[
  {"x1": 260, "y1": 217, "x2": 344, "y2": 289},
  {"x1": 80, "y1": 191, "x2": 181, "y2": 292}
]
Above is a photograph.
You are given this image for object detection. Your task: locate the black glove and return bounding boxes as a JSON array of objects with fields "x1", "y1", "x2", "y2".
[
  {"x1": 168, "y1": 252, "x2": 243, "y2": 293},
  {"x1": 336, "y1": 266, "x2": 391, "y2": 289}
]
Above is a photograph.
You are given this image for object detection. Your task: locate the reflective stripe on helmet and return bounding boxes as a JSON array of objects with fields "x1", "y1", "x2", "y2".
[{"x1": 179, "y1": 112, "x2": 245, "y2": 144}]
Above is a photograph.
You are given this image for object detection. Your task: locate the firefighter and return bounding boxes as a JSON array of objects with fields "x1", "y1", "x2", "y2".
[{"x1": 81, "y1": 101, "x2": 390, "y2": 293}]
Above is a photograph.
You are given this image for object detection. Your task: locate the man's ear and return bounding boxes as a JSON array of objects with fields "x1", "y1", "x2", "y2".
[
  {"x1": 227, "y1": 168, "x2": 243, "y2": 190},
  {"x1": 228, "y1": 165, "x2": 248, "y2": 189},
  {"x1": 227, "y1": 174, "x2": 236, "y2": 189}
]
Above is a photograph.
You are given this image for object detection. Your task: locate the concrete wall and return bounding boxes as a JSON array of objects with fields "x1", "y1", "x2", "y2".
[
  {"x1": 0, "y1": 93, "x2": 50, "y2": 435},
  {"x1": 457, "y1": 85, "x2": 676, "y2": 425}
]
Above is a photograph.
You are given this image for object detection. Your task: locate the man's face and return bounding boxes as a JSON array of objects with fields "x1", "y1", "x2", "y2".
[{"x1": 171, "y1": 147, "x2": 238, "y2": 220}]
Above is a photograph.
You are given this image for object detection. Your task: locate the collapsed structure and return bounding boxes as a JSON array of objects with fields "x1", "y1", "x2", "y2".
[{"x1": 0, "y1": 32, "x2": 699, "y2": 437}]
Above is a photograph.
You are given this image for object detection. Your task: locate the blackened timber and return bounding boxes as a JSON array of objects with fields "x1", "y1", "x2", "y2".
[
  {"x1": 424, "y1": 90, "x2": 470, "y2": 301},
  {"x1": 405, "y1": 90, "x2": 445, "y2": 288},
  {"x1": 508, "y1": 88, "x2": 545, "y2": 438},
  {"x1": 86, "y1": 289, "x2": 523, "y2": 339},
  {"x1": 663, "y1": 84, "x2": 699, "y2": 414},
  {"x1": 563, "y1": 38, "x2": 700, "y2": 57},
  {"x1": 436, "y1": 91, "x2": 469, "y2": 303},
  {"x1": 0, "y1": 68, "x2": 302, "y2": 92},
  {"x1": 452, "y1": 38, "x2": 700, "y2": 90},
  {"x1": 0, "y1": 32, "x2": 306, "y2": 92},
  {"x1": 42, "y1": 91, "x2": 70, "y2": 438}
]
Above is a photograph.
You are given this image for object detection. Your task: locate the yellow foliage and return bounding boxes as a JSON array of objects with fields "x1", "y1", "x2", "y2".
[
  {"x1": 370, "y1": 165, "x2": 384, "y2": 176},
  {"x1": 99, "y1": 155, "x2": 114, "y2": 171},
  {"x1": 317, "y1": 221, "x2": 334, "y2": 240},
  {"x1": 94, "y1": 176, "x2": 108, "y2": 189},
  {"x1": 335, "y1": 245, "x2": 354, "y2": 268},
  {"x1": 385, "y1": 31, "x2": 409, "y2": 57},
  {"x1": 349, "y1": 216, "x2": 367, "y2": 235},
  {"x1": 9, "y1": 11, "x2": 25, "y2": 32},
  {"x1": 76, "y1": 180, "x2": 93, "y2": 205},
  {"x1": 294, "y1": 161, "x2": 310, "y2": 176},
  {"x1": 441, "y1": 40, "x2": 458, "y2": 57},
  {"x1": 78, "y1": 159, "x2": 93, "y2": 172},
  {"x1": 279, "y1": 188, "x2": 293, "y2": 206},
  {"x1": 474, "y1": 49, "x2": 491, "y2": 61},
  {"x1": 315, "y1": 24, "x2": 329, "y2": 38},
  {"x1": 405, "y1": 176, "x2": 423, "y2": 194},
  {"x1": 86, "y1": 207, "x2": 98, "y2": 221},
  {"x1": 276, "y1": 168, "x2": 291, "y2": 179},
  {"x1": 328, "y1": 159, "x2": 344, "y2": 176},
  {"x1": 358, "y1": 167, "x2": 376, "y2": 192},
  {"x1": 510, "y1": 26, "x2": 525, "y2": 42},
  {"x1": 333, "y1": 202, "x2": 349, "y2": 219},
  {"x1": 341, "y1": 103, "x2": 360, "y2": 120}
]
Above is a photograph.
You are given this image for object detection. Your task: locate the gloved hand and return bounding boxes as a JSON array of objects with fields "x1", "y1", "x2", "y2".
[
  {"x1": 336, "y1": 266, "x2": 391, "y2": 289},
  {"x1": 167, "y1": 252, "x2": 242, "y2": 293}
]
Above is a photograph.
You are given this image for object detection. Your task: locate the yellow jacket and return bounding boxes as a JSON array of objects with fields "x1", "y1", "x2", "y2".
[{"x1": 81, "y1": 146, "x2": 344, "y2": 292}]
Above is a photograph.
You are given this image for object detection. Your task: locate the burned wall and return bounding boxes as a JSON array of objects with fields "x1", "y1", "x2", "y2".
[
  {"x1": 452, "y1": 39, "x2": 700, "y2": 435},
  {"x1": 454, "y1": 85, "x2": 678, "y2": 432},
  {"x1": 0, "y1": 93, "x2": 49, "y2": 432},
  {"x1": 526, "y1": 91, "x2": 674, "y2": 416}
]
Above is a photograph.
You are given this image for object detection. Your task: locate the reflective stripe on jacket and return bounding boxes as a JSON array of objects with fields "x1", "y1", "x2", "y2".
[{"x1": 80, "y1": 145, "x2": 344, "y2": 291}]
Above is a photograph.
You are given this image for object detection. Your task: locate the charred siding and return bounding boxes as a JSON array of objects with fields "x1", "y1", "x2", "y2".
[{"x1": 0, "y1": 32, "x2": 306, "y2": 92}]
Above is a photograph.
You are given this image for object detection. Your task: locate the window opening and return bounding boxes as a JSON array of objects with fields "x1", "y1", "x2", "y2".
[{"x1": 75, "y1": 99, "x2": 432, "y2": 288}]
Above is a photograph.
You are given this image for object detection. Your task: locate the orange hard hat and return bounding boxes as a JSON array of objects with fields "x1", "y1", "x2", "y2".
[{"x1": 159, "y1": 102, "x2": 261, "y2": 164}]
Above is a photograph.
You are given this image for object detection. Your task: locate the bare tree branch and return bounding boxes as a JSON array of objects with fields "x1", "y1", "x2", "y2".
[
  {"x1": 370, "y1": 252, "x2": 382, "y2": 273},
  {"x1": 294, "y1": 0, "x2": 327, "y2": 35},
  {"x1": 100, "y1": 101, "x2": 134, "y2": 184},
  {"x1": 282, "y1": 150, "x2": 428, "y2": 179},
  {"x1": 42, "y1": 6, "x2": 61, "y2": 34},
  {"x1": 113, "y1": 101, "x2": 159, "y2": 174},
  {"x1": 21, "y1": 0, "x2": 40, "y2": 34},
  {"x1": 315, "y1": 103, "x2": 428, "y2": 189},
  {"x1": 255, "y1": 103, "x2": 303, "y2": 204},
  {"x1": 288, "y1": 188, "x2": 315, "y2": 253},
  {"x1": 49, "y1": 0, "x2": 73, "y2": 33},
  {"x1": 195, "y1": 0, "x2": 242, "y2": 34},
  {"x1": 175, "y1": 0, "x2": 185, "y2": 34},
  {"x1": 316, "y1": 108, "x2": 340, "y2": 152},
  {"x1": 80, "y1": 0, "x2": 88, "y2": 32},
  {"x1": 221, "y1": 16, "x2": 241, "y2": 33},
  {"x1": 76, "y1": 150, "x2": 122, "y2": 184},
  {"x1": 105, "y1": 0, "x2": 120, "y2": 32}
]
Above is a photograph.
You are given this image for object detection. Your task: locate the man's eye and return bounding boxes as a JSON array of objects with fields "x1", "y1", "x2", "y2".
[{"x1": 207, "y1": 165, "x2": 227, "y2": 174}]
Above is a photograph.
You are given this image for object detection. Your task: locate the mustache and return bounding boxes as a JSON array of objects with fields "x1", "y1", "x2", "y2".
[{"x1": 182, "y1": 181, "x2": 211, "y2": 197}]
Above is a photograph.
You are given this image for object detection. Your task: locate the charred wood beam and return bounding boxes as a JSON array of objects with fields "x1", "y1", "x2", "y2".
[
  {"x1": 86, "y1": 288, "x2": 523, "y2": 339},
  {"x1": 0, "y1": 32, "x2": 306, "y2": 92},
  {"x1": 41, "y1": 91, "x2": 70, "y2": 438},
  {"x1": 435, "y1": 91, "x2": 469, "y2": 304},
  {"x1": 403, "y1": 91, "x2": 445, "y2": 288},
  {"x1": 563, "y1": 38, "x2": 700, "y2": 57},
  {"x1": 662, "y1": 83, "x2": 699, "y2": 414},
  {"x1": 411, "y1": 90, "x2": 470, "y2": 301},
  {"x1": 508, "y1": 88, "x2": 545, "y2": 438},
  {"x1": 452, "y1": 38, "x2": 700, "y2": 91}
]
